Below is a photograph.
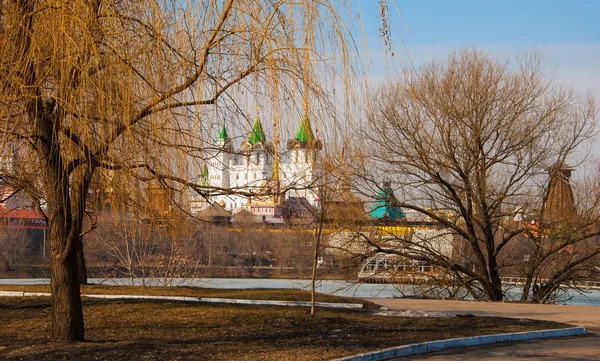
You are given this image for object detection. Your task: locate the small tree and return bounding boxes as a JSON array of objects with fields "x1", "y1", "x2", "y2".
[{"x1": 363, "y1": 49, "x2": 598, "y2": 302}]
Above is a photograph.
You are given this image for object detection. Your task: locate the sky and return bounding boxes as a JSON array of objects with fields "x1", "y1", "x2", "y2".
[{"x1": 357, "y1": 0, "x2": 600, "y2": 97}]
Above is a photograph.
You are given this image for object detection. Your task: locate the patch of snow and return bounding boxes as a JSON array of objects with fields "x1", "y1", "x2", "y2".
[{"x1": 375, "y1": 309, "x2": 455, "y2": 318}]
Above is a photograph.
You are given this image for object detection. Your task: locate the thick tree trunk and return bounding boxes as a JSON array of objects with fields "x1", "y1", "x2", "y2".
[
  {"x1": 77, "y1": 239, "x2": 88, "y2": 285},
  {"x1": 50, "y1": 236, "x2": 85, "y2": 342},
  {"x1": 488, "y1": 273, "x2": 503, "y2": 301},
  {"x1": 486, "y1": 250, "x2": 504, "y2": 301},
  {"x1": 39, "y1": 133, "x2": 90, "y2": 341}
]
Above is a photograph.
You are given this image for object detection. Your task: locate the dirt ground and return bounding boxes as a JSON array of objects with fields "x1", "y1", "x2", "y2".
[{"x1": 0, "y1": 285, "x2": 569, "y2": 361}]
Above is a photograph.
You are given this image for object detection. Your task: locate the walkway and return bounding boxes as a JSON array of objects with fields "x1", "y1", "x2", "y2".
[{"x1": 368, "y1": 298, "x2": 600, "y2": 360}]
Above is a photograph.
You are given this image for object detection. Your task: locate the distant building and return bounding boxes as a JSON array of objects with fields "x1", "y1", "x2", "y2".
[
  {"x1": 326, "y1": 181, "x2": 365, "y2": 223},
  {"x1": 197, "y1": 202, "x2": 231, "y2": 224},
  {"x1": 369, "y1": 182, "x2": 405, "y2": 222},
  {"x1": 542, "y1": 163, "x2": 575, "y2": 224},
  {"x1": 191, "y1": 113, "x2": 322, "y2": 221},
  {"x1": 284, "y1": 197, "x2": 317, "y2": 225}
]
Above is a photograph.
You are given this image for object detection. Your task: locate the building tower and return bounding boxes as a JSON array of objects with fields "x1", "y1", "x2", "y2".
[
  {"x1": 231, "y1": 112, "x2": 274, "y2": 205},
  {"x1": 206, "y1": 123, "x2": 232, "y2": 190},
  {"x1": 541, "y1": 163, "x2": 575, "y2": 225},
  {"x1": 283, "y1": 115, "x2": 322, "y2": 206},
  {"x1": 190, "y1": 162, "x2": 210, "y2": 214},
  {"x1": 369, "y1": 181, "x2": 405, "y2": 222},
  {"x1": 198, "y1": 163, "x2": 209, "y2": 186}
]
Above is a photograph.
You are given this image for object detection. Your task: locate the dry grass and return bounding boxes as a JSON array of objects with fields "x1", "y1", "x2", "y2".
[{"x1": 0, "y1": 285, "x2": 568, "y2": 360}]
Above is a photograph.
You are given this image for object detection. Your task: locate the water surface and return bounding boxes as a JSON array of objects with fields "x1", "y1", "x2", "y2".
[{"x1": 1, "y1": 277, "x2": 598, "y2": 306}]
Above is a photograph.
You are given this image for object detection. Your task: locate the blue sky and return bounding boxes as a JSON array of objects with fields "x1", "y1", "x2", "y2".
[
  {"x1": 357, "y1": 0, "x2": 600, "y2": 96},
  {"x1": 381, "y1": 0, "x2": 599, "y2": 43}
]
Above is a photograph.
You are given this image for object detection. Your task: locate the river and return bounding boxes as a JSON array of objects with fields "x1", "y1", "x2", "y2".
[{"x1": 1, "y1": 277, "x2": 599, "y2": 306}]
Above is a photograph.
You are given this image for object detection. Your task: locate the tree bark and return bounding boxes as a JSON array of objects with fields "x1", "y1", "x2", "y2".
[
  {"x1": 77, "y1": 239, "x2": 88, "y2": 285},
  {"x1": 49, "y1": 235, "x2": 85, "y2": 342},
  {"x1": 310, "y1": 216, "x2": 325, "y2": 317}
]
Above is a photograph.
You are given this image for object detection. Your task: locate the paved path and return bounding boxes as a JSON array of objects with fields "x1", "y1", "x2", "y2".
[
  {"x1": 403, "y1": 335, "x2": 600, "y2": 360},
  {"x1": 368, "y1": 298, "x2": 600, "y2": 360}
]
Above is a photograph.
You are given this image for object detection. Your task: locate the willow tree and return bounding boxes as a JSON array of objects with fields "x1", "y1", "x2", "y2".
[
  {"x1": 0, "y1": 0, "x2": 355, "y2": 341},
  {"x1": 364, "y1": 49, "x2": 598, "y2": 302}
]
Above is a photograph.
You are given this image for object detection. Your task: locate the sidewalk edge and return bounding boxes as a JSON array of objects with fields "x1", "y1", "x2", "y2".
[{"x1": 332, "y1": 327, "x2": 587, "y2": 361}]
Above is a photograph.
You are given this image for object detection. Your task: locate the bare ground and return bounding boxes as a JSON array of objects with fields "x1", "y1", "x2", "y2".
[{"x1": 0, "y1": 285, "x2": 569, "y2": 361}]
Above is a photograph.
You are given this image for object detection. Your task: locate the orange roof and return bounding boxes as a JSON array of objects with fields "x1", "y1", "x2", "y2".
[{"x1": 0, "y1": 208, "x2": 47, "y2": 220}]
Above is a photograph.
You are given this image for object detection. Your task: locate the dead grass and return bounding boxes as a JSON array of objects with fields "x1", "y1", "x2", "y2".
[{"x1": 0, "y1": 285, "x2": 568, "y2": 360}]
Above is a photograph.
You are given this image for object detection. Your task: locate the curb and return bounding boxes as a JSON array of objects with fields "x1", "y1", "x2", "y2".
[
  {"x1": 332, "y1": 327, "x2": 587, "y2": 361},
  {"x1": 0, "y1": 291, "x2": 363, "y2": 309}
]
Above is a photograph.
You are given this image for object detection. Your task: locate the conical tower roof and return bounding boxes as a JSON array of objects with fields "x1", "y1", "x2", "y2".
[
  {"x1": 217, "y1": 123, "x2": 229, "y2": 143},
  {"x1": 248, "y1": 115, "x2": 266, "y2": 145},
  {"x1": 197, "y1": 163, "x2": 209, "y2": 186},
  {"x1": 542, "y1": 163, "x2": 575, "y2": 224},
  {"x1": 369, "y1": 183, "x2": 405, "y2": 221},
  {"x1": 200, "y1": 163, "x2": 209, "y2": 178},
  {"x1": 287, "y1": 114, "x2": 322, "y2": 150},
  {"x1": 295, "y1": 115, "x2": 314, "y2": 143}
]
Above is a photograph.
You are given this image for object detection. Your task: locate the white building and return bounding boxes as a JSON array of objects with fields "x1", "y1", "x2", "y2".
[{"x1": 192, "y1": 114, "x2": 322, "y2": 216}]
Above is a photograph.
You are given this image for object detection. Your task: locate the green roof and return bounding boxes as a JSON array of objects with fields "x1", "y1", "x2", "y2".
[
  {"x1": 248, "y1": 116, "x2": 266, "y2": 145},
  {"x1": 295, "y1": 115, "x2": 314, "y2": 143},
  {"x1": 200, "y1": 163, "x2": 209, "y2": 177},
  {"x1": 217, "y1": 123, "x2": 229, "y2": 143},
  {"x1": 198, "y1": 163, "x2": 209, "y2": 186},
  {"x1": 369, "y1": 186, "x2": 405, "y2": 221}
]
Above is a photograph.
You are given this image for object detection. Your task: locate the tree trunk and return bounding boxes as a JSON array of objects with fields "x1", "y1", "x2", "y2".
[
  {"x1": 50, "y1": 235, "x2": 85, "y2": 342},
  {"x1": 310, "y1": 239, "x2": 319, "y2": 317},
  {"x1": 77, "y1": 239, "x2": 88, "y2": 285},
  {"x1": 487, "y1": 253, "x2": 504, "y2": 301},
  {"x1": 310, "y1": 219, "x2": 325, "y2": 317}
]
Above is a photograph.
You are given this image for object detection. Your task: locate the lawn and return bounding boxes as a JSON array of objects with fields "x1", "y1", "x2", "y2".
[{"x1": 0, "y1": 285, "x2": 568, "y2": 360}]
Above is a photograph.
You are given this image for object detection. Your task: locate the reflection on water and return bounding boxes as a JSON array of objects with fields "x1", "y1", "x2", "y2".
[{"x1": 1, "y1": 278, "x2": 598, "y2": 306}]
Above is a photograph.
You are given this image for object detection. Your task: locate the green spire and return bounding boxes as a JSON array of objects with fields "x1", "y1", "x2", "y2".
[
  {"x1": 295, "y1": 115, "x2": 314, "y2": 143},
  {"x1": 248, "y1": 116, "x2": 266, "y2": 145},
  {"x1": 198, "y1": 163, "x2": 209, "y2": 186},
  {"x1": 217, "y1": 123, "x2": 229, "y2": 143}
]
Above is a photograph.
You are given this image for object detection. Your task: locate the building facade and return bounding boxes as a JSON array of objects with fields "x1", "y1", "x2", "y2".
[{"x1": 192, "y1": 114, "x2": 322, "y2": 216}]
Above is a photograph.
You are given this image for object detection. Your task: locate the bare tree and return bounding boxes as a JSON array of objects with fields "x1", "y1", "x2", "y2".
[
  {"x1": 0, "y1": 0, "x2": 355, "y2": 341},
  {"x1": 363, "y1": 49, "x2": 598, "y2": 302}
]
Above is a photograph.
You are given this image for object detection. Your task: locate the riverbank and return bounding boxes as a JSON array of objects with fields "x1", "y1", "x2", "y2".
[{"x1": 3, "y1": 277, "x2": 600, "y2": 306}]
